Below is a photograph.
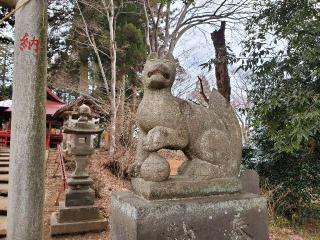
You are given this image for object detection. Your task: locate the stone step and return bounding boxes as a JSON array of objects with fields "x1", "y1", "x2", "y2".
[
  {"x1": 0, "y1": 158, "x2": 9, "y2": 162},
  {"x1": 0, "y1": 185, "x2": 8, "y2": 195},
  {"x1": 0, "y1": 163, "x2": 8, "y2": 168},
  {"x1": 0, "y1": 215, "x2": 6, "y2": 236},
  {"x1": 0, "y1": 198, "x2": 7, "y2": 212},
  {"x1": 0, "y1": 169, "x2": 8, "y2": 175},
  {"x1": 0, "y1": 175, "x2": 8, "y2": 183}
]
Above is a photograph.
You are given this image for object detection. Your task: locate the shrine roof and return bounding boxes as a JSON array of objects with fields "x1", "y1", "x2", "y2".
[{"x1": 0, "y1": 87, "x2": 65, "y2": 116}]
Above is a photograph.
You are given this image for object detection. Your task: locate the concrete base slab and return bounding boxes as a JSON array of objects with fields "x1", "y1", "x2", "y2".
[
  {"x1": 50, "y1": 212, "x2": 107, "y2": 236},
  {"x1": 111, "y1": 191, "x2": 269, "y2": 240},
  {"x1": 132, "y1": 176, "x2": 241, "y2": 200}
]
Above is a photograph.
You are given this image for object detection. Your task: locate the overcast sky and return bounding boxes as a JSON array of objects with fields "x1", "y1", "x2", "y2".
[{"x1": 173, "y1": 22, "x2": 247, "y2": 98}]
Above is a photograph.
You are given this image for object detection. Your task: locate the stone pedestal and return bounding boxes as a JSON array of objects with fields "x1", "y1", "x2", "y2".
[
  {"x1": 51, "y1": 181, "x2": 107, "y2": 235},
  {"x1": 240, "y1": 170, "x2": 260, "y2": 195},
  {"x1": 132, "y1": 177, "x2": 241, "y2": 200},
  {"x1": 110, "y1": 192, "x2": 269, "y2": 240},
  {"x1": 51, "y1": 202, "x2": 107, "y2": 235}
]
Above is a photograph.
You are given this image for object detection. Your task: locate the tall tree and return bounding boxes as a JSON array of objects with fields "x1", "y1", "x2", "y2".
[
  {"x1": 75, "y1": 0, "x2": 147, "y2": 158},
  {"x1": 141, "y1": 0, "x2": 250, "y2": 53},
  {"x1": 211, "y1": 21, "x2": 231, "y2": 102},
  {"x1": 241, "y1": 0, "x2": 320, "y2": 217},
  {"x1": 242, "y1": 0, "x2": 320, "y2": 153},
  {"x1": 0, "y1": 43, "x2": 13, "y2": 88}
]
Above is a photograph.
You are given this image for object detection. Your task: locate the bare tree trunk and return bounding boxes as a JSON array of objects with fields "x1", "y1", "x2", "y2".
[
  {"x1": 117, "y1": 71, "x2": 126, "y2": 143},
  {"x1": 211, "y1": 21, "x2": 231, "y2": 102},
  {"x1": 163, "y1": 2, "x2": 171, "y2": 51},
  {"x1": 79, "y1": 47, "x2": 89, "y2": 94},
  {"x1": 142, "y1": 0, "x2": 151, "y2": 53},
  {"x1": 128, "y1": 84, "x2": 137, "y2": 145},
  {"x1": 197, "y1": 76, "x2": 209, "y2": 104},
  {"x1": 6, "y1": 0, "x2": 47, "y2": 239},
  {"x1": 107, "y1": 0, "x2": 117, "y2": 159},
  {"x1": 0, "y1": 46, "x2": 7, "y2": 87}
]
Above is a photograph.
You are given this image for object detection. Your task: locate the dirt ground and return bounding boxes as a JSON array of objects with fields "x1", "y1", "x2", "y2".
[{"x1": 43, "y1": 149, "x2": 130, "y2": 240}]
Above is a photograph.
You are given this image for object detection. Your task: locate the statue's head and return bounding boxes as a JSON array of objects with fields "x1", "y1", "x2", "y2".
[{"x1": 142, "y1": 52, "x2": 176, "y2": 89}]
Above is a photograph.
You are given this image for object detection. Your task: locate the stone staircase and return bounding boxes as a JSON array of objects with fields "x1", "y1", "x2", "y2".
[{"x1": 0, "y1": 148, "x2": 9, "y2": 237}]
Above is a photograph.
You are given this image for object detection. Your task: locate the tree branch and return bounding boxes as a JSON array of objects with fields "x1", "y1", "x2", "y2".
[{"x1": 197, "y1": 76, "x2": 209, "y2": 103}]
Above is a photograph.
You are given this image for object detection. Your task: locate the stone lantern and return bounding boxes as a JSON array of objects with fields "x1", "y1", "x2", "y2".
[{"x1": 51, "y1": 104, "x2": 107, "y2": 235}]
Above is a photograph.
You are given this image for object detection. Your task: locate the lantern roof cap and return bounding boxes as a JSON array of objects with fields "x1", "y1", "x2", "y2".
[{"x1": 63, "y1": 104, "x2": 103, "y2": 134}]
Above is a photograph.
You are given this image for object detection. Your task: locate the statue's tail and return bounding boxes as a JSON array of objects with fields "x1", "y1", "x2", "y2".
[
  {"x1": 208, "y1": 88, "x2": 230, "y2": 117},
  {"x1": 209, "y1": 88, "x2": 242, "y2": 175}
]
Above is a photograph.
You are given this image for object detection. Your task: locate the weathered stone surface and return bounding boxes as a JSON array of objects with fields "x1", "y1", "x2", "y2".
[
  {"x1": 241, "y1": 169, "x2": 260, "y2": 195},
  {"x1": 140, "y1": 153, "x2": 170, "y2": 182},
  {"x1": 58, "y1": 202, "x2": 101, "y2": 222},
  {"x1": 111, "y1": 192, "x2": 269, "y2": 240},
  {"x1": 65, "y1": 188, "x2": 95, "y2": 207},
  {"x1": 67, "y1": 176, "x2": 93, "y2": 188},
  {"x1": 6, "y1": 0, "x2": 48, "y2": 239},
  {"x1": 132, "y1": 177, "x2": 241, "y2": 200},
  {"x1": 131, "y1": 52, "x2": 242, "y2": 196},
  {"x1": 50, "y1": 212, "x2": 107, "y2": 235}
]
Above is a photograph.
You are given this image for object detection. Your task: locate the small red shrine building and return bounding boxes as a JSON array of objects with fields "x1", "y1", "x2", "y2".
[{"x1": 0, "y1": 87, "x2": 65, "y2": 148}]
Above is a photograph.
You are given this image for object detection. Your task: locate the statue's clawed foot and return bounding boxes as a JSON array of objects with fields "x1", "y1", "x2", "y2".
[
  {"x1": 143, "y1": 126, "x2": 188, "y2": 152},
  {"x1": 143, "y1": 126, "x2": 170, "y2": 152}
]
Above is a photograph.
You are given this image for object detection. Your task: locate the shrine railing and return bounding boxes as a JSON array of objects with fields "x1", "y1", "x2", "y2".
[
  {"x1": 54, "y1": 144, "x2": 67, "y2": 205},
  {"x1": 0, "y1": 130, "x2": 10, "y2": 146}
]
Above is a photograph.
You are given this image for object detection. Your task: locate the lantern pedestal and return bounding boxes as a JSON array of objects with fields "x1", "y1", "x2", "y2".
[
  {"x1": 65, "y1": 188, "x2": 95, "y2": 207},
  {"x1": 51, "y1": 164, "x2": 107, "y2": 236},
  {"x1": 51, "y1": 179, "x2": 107, "y2": 235},
  {"x1": 51, "y1": 204, "x2": 107, "y2": 235}
]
